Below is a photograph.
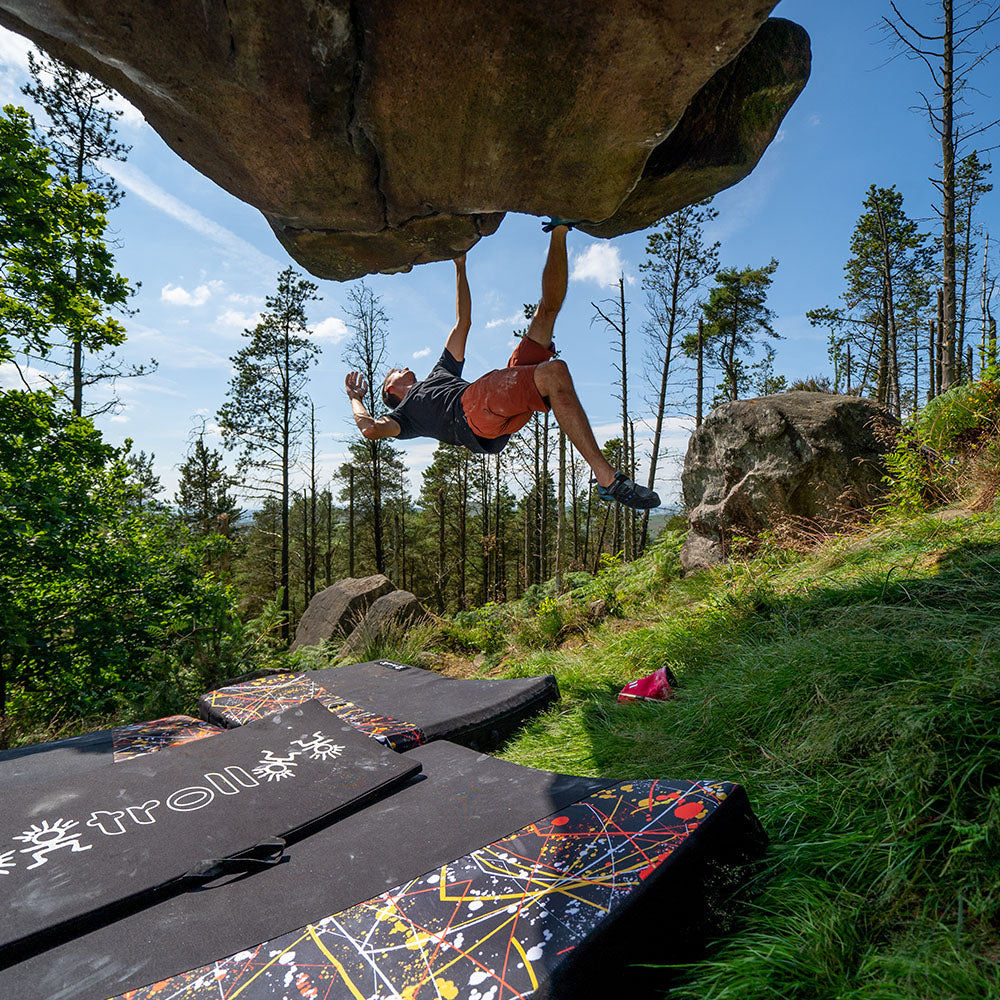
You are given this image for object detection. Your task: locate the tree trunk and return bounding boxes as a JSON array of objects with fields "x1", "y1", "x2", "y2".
[
  {"x1": 459, "y1": 454, "x2": 467, "y2": 610},
  {"x1": 555, "y1": 428, "x2": 565, "y2": 591},
  {"x1": 937, "y1": 289, "x2": 945, "y2": 395},
  {"x1": 940, "y1": 0, "x2": 957, "y2": 391},
  {"x1": 325, "y1": 488, "x2": 332, "y2": 586},
  {"x1": 696, "y1": 317, "x2": 705, "y2": 426},
  {"x1": 928, "y1": 320, "x2": 937, "y2": 401},
  {"x1": 541, "y1": 412, "x2": 550, "y2": 579},
  {"x1": 370, "y1": 439, "x2": 385, "y2": 574},
  {"x1": 309, "y1": 404, "x2": 317, "y2": 601},
  {"x1": 532, "y1": 416, "x2": 541, "y2": 586},
  {"x1": 618, "y1": 278, "x2": 632, "y2": 561},
  {"x1": 348, "y1": 466, "x2": 355, "y2": 577},
  {"x1": 436, "y1": 484, "x2": 446, "y2": 614},
  {"x1": 569, "y1": 445, "x2": 580, "y2": 564},
  {"x1": 280, "y1": 332, "x2": 290, "y2": 643}
]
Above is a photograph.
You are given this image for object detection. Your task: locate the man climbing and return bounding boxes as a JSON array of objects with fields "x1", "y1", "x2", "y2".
[{"x1": 344, "y1": 223, "x2": 660, "y2": 510}]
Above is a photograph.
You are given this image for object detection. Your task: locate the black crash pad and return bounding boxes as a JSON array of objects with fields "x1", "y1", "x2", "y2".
[
  {"x1": 0, "y1": 740, "x2": 767, "y2": 1000},
  {"x1": 200, "y1": 658, "x2": 559, "y2": 751},
  {"x1": 0, "y1": 714, "x2": 224, "y2": 789},
  {"x1": 0, "y1": 700, "x2": 419, "y2": 967}
]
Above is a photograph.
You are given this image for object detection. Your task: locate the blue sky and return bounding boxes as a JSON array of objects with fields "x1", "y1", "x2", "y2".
[{"x1": 1, "y1": 1, "x2": 997, "y2": 504}]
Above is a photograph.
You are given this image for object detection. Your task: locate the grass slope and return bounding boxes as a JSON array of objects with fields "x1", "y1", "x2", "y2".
[{"x1": 487, "y1": 512, "x2": 1000, "y2": 998}]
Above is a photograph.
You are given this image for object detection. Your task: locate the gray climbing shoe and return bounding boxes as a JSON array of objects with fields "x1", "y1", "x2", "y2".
[{"x1": 596, "y1": 472, "x2": 660, "y2": 510}]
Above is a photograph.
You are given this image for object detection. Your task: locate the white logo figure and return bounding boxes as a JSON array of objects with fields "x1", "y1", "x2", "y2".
[
  {"x1": 0, "y1": 849, "x2": 16, "y2": 875},
  {"x1": 252, "y1": 750, "x2": 299, "y2": 782},
  {"x1": 290, "y1": 732, "x2": 345, "y2": 761},
  {"x1": 14, "y1": 819, "x2": 92, "y2": 869}
]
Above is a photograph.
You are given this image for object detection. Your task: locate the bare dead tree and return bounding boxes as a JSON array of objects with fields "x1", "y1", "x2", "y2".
[{"x1": 883, "y1": 0, "x2": 1000, "y2": 391}]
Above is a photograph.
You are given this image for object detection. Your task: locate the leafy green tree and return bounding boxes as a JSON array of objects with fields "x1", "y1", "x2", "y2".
[
  {"x1": 217, "y1": 267, "x2": 320, "y2": 642},
  {"x1": 0, "y1": 105, "x2": 131, "y2": 372},
  {"x1": 175, "y1": 435, "x2": 242, "y2": 536},
  {"x1": 696, "y1": 259, "x2": 781, "y2": 402},
  {"x1": 0, "y1": 390, "x2": 245, "y2": 746}
]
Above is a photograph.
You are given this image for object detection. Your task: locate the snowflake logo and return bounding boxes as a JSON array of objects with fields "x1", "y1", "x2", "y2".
[
  {"x1": 0, "y1": 849, "x2": 15, "y2": 875},
  {"x1": 252, "y1": 750, "x2": 299, "y2": 782},
  {"x1": 289, "y1": 731, "x2": 345, "y2": 761},
  {"x1": 13, "y1": 818, "x2": 92, "y2": 869}
]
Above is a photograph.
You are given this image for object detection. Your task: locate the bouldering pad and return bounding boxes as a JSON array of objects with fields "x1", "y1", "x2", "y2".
[
  {"x1": 200, "y1": 659, "x2": 559, "y2": 751},
  {"x1": 0, "y1": 700, "x2": 419, "y2": 967},
  {"x1": 0, "y1": 739, "x2": 766, "y2": 1000},
  {"x1": 0, "y1": 715, "x2": 224, "y2": 789}
]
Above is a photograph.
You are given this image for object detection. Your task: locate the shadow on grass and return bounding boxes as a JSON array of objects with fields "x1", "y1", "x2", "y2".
[{"x1": 557, "y1": 540, "x2": 1000, "y2": 999}]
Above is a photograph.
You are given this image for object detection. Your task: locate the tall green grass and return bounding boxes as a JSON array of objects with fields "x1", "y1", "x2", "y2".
[{"x1": 499, "y1": 511, "x2": 1000, "y2": 998}]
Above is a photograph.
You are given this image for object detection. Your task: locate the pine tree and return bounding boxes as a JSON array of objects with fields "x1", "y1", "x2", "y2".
[
  {"x1": 883, "y1": 1, "x2": 1000, "y2": 391},
  {"x1": 175, "y1": 435, "x2": 241, "y2": 535},
  {"x1": 956, "y1": 153, "x2": 993, "y2": 377},
  {"x1": 698, "y1": 260, "x2": 781, "y2": 403},
  {"x1": 217, "y1": 267, "x2": 320, "y2": 641},
  {"x1": 843, "y1": 186, "x2": 932, "y2": 415},
  {"x1": 21, "y1": 50, "x2": 149, "y2": 415},
  {"x1": 341, "y1": 283, "x2": 391, "y2": 575},
  {"x1": 123, "y1": 448, "x2": 163, "y2": 512},
  {"x1": 640, "y1": 199, "x2": 719, "y2": 549}
]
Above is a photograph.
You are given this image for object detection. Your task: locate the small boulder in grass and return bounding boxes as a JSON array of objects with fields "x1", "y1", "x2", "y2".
[{"x1": 618, "y1": 666, "x2": 678, "y2": 704}]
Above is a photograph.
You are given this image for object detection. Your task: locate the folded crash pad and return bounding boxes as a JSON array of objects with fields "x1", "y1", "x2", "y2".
[
  {"x1": 200, "y1": 658, "x2": 559, "y2": 751},
  {"x1": 0, "y1": 700, "x2": 420, "y2": 967},
  {"x1": 0, "y1": 714, "x2": 224, "y2": 788},
  {"x1": 0, "y1": 738, "x2": 767, "y2": 1000}
]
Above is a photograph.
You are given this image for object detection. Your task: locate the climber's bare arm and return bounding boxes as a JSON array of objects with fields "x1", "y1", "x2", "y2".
[
  {"x1": 345, "y1": 372, "x2": 400, "y2": 440},
  {"x1": 443, "y1": 254, "x2": 471, "y2": 362}
]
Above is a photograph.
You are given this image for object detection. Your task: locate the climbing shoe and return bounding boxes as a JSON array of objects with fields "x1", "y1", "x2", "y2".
[
  {"x1": 618, "y1": 665, "x2": 678, "y2": 704},
  {"x1": 596, "y1": 471, "x2": 660, "y2": 510},
  {"x1": 542, "y1": 216, "x2": 584, "y2": 232}
]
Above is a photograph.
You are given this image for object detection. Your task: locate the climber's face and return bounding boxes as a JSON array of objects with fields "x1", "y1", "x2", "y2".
[{"x1": 383, "y1": 367, "x2": 417, "y2": 403}]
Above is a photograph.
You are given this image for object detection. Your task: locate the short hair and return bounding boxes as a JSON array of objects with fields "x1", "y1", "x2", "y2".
[{"x1": 381, "y1": 381, "x2": 397, "y2": 410}]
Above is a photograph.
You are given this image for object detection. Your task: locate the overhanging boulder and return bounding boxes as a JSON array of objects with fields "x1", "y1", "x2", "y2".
[{"x1": 0, "y1": 2, "x2": 810, "y2": 280}]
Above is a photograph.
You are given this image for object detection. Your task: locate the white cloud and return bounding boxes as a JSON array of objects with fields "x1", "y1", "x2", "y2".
[
  {"x1": 98, "y1": 160, "x2": 283, "y2": 276},
  {"x1": 0, "y1": 362, "x2": 52, "y2": 391},
  {"x1": 486, "y1": 310, "x2": 526, "y2": 330},
  {"x1": 412, "y1": 347, "x2": 431, "y2": 359},
  {"x1": 110, "y1": 414, "x2": 129, "y2": 423},
  {"x1": 126, "y1": 322, "x2": 230, "y2": 368},
  {"x1": 228, "y1": 292, "x2": 264, "y2": 306},
  {"x1": 311, "y1": 316, "x2": 349, "y2": 343},
  {"x1": 161, "y1": 281, "x2": 222, "y2": 307},
  {"x1": 774, "y1": 127, "x2": 787, "y2": 144},
  {"x1": 808, "y1": 113, "x2": 822, "y2": 127},
  {"x1": 215, "y1": 308, "x2": 262, "y2": 332},
  {"x1": 570, "y1": 244, "x2": 630, "y2": 288}
]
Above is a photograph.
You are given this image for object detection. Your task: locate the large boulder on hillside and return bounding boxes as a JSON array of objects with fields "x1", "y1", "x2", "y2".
[
  {"x1": 339, "y1": 590, "x2": 429, "y2": 657},
  {"x1": 291, "y1": 574, "x2": 394, "y2": 650},
  {"x1": 0, "y1": 3, "x2": 810, "y2": 280},
  {"x1": 681, "y1": 393, "x2": 899, "y2": 573}
]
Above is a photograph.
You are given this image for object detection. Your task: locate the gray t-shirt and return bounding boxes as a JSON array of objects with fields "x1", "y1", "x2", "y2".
[{"x1": 388, "y1": 350, "x2": 510, "y2": 455}]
